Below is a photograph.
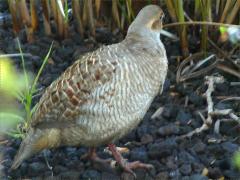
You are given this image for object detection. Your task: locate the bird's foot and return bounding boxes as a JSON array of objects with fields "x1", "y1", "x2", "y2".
[
  {"x1": 104, "y1": 146, "x2": 129, "y2": 155},
  {"x1": 119, "y1": 160, "x2": 154, "y2": 179},
  {"x1": 108, "y1": 143, "x2": 153, "y2": 178}
]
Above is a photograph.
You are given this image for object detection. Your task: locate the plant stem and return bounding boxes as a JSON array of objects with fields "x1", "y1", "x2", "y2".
[{"x1": 163, "y1": 21, "x2": 240, "y2": 28}]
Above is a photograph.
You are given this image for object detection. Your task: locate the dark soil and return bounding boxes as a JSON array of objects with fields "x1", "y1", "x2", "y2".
[{"x1": 1, "y1": 10, "x2": 240, "y2": 180}]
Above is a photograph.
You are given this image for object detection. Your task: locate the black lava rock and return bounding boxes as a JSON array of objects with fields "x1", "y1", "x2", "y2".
[
  {"x1": 223, "y1": 169, "x2": 240, "y2": 179},
  {"x1": 180, "y1": 164, "x2": 192, "y2": 176},
  {"x1": 137, "y1": 124, "x2": 149, "y2": 137},
  {"x1": 140, "y1": 134, "x2": 153, "y2": 144},
  {"x1": 148, "y1": 138, "x2": 177, "y2": 159},
  {"x1": 155, "y1": 171, "x2": 169, "y2": 180},
  {"x1": 53, "y1": 165, "x2": 68, "y2": 174},
  {"x1": 40, "y1": 74, "x2": 54, "y2": 86},
  {"x1": 192, "y1": 162, "x2": 204, "y2": 173},
  {"x1": 130, "y1": 147, "x2": 148, "y2": 162},
  {"x1": 189, "y1": 174, "x2": 208, "y2": 180},
  {"x1": 208, "y1": 167, "x2": 222, "y2": 179},
  {"x1": 178, "y1": 151, "x2": 196, "y2": 164},
  {"x1": 162, "y1": 105, "x2": 179, "y2": 119},
  {"x1": 176, "y1": 109, "x2": 192, "y2": 125},
  {"x1": 82, "y1": 169, "x2": 101, "y2": 180},
  {"x1": 162, "y1": 78, "x2": 171, "y2": 92},
  {"x1": 221, "y1": 142, "x2": 238, "y2": 153},
  {"x1": 28, "y1": 162, "x2": 47, "y2": 176},
  {"x1": 215, "y1": 102, "x2": 232, "y2": 110},
  {"x1": 188, "y1": 92, "x2": 204, "y2": 106},
  {"x1": 169, "y1": 169, "x2": 180, "y2": 179},
  {"x1": 215, "y1": 158, "x2": 232, "y2": 170},
  {"x1": 158, "y1": 124, "x2": 179, "y2": 136},
  {"x1": 101, "y1": 172, "x2": 120, "y2": 180},
  {"x1": 59, "y1": 171, "x2": 81, "y2": 179},
  {"x1": 192, "y1": 142, "x2": 206, "y2": 154},
  {"x1": 4, "y1": 147, "x2": 16, "y2": 159},
  {"x1": 165, "y1": 156, "x2": 177, "y2": 169},
  {"x1": 65, "y1": 147, "x2": 77, "y2": 157},
  {"x1": 215, "y1": 82, "x2": 229, "y2": 93}
]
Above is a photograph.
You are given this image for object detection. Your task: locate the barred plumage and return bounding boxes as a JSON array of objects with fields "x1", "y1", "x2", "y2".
[{"x1": 11, "y1": 5, "x2": 168, "y2": 171}]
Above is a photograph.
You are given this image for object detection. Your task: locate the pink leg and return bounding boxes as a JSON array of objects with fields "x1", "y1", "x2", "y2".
[
  {"x1": 81, "y1": 147, "x2": 111, "y2": 163},
  {"x1": 81, "y1": 147, "x2": 114, "y2": 172},
  {"x1": 108, "y1": 143, "x2": 153, "y2": 178}
]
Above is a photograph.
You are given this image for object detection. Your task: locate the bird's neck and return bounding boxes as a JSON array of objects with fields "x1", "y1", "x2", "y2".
[
  {"x1": 126, "y1": 22, "x2": 162, "y2": 47},
  {"x1": 126, "y1": 29, "x2": 162, "y2": 48}
]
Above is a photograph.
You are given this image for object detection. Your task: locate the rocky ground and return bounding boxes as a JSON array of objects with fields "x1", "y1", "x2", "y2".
[{"x1": 1, "y1": 8, "x2": 240, "y2": 180}]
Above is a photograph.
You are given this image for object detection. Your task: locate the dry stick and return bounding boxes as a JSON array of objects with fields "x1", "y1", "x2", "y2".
[
  {"x1": 8, "y1": 0, "x2": 21, "y2": 34},
  {"x1": 176, "y1": 52, "x2": 204, "y2": 83},
  {"x1": 72, "y1": 0, "x2": 84, "y2": 37},
  {"x1": 226, "y1": 0, "x2": 240, "y2": 24},
  {"x1": 86, "y1": 0, "x2": 95, "y2": 37},
  {"x1": 30, "y1": 0, "x2": 38, "y2": 32},
  {"x1": 220, "y1": 97, "x2": 240, "y2": 102},
  {"x1": 181, "y1": 75, "x2": 240, "y2": 138},
  {"x1": 56, "y1": 0, "x2": 64, "y2": 38},
  {"x1": 18, "y1": 0, "x2": 33, "y2": 42},
  {"x1": 180, "y1": 76, "x2": 225, "y2": 138},
  {"x1": 219, "y1": 0, "x2": 232, "y2": 23},
  {"x1": 208, "y1": 38, "x2": 240, "y2": 70},
  {"x1": 230, "y1": 82, "x2": 240, "y2": 86},
  {"x1": 112, "y1": 0, "x2": 121, "y2": 29},
  {"x1": 208, "y1": 38, "x2": 240, "y2": 78},
  {"x1": 41, "y1": 0, "x2": 52, "y2": 36},
  {"x1": 95, "y1": 0, "x2": 101, "y2": 18},
  {"x1": 176, "y1": 52, "x2": 220, "y2": 83},
  {"x1": 216, "y1": 64, "x2": 240, "y2": 79}
]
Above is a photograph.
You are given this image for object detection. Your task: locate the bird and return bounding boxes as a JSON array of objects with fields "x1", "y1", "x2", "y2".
[{"x1": 11, "y1": 4, "x2": 168, "y2": 177}]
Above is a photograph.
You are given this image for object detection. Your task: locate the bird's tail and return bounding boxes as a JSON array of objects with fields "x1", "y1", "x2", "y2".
[{"x1": 11, "y1": 128, "x2": 39, "y2": 170}]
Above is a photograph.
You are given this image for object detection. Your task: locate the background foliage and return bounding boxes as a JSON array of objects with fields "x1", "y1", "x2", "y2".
[{"x1": 7, "y1": 0, "x2": 240, "y2": 56}]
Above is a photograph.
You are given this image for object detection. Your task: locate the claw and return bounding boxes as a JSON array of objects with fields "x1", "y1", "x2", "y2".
[{"x1": 108, "y1": 143, "x2": 154, "y2": 178}]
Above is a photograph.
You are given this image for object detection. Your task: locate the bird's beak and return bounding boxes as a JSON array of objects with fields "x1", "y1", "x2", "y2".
[
  {"x1": 160, "y1": 14, "x2": 165, "y2": 22},
  {"x1": 160, "y1": 30, "x2": 179, "y2": 40}
]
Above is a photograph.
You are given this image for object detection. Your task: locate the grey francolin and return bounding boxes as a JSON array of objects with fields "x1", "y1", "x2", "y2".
[{"x1": 11, "y1": 5, "x2": 168, "y2": 176}]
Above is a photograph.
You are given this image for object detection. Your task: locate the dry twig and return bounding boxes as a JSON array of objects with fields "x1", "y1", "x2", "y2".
[
  {"x1": 176, "y1": 52, "x2": 219, "y2": 83},
  {"x1": 180, "y1": 75, "x2": 240, "y2": 138}
]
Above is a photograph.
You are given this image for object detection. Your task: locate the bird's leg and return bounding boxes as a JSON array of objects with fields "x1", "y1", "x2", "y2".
[
  {"x1": 108, "y1": 143, "x2": 153, "y2": 178},
  {"x1": 81, "y1": 148, "x2": 101, "y2": 161},
  {"x1": 81, "y1": 147, "x2": 115, "y2": 172},
  {"x1": 89, "y1": 147, "x2": 111, "y2": 163}
]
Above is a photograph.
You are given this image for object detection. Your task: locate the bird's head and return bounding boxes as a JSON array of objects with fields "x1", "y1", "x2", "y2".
[{"x1": 127, "y1": 5, "x2": 164, "y2": 44}]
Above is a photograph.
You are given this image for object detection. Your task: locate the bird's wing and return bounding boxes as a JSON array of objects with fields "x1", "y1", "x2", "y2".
[{"x1": 31, "y1": 46, "x2": 119, "y2": 127}]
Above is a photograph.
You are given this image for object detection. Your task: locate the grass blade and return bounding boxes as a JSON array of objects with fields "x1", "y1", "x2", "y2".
[
  {"x1": 165, "y1": 0, "x2": 177, "y2": 22},
  {"x1": 72, "y1": 0, "x2": 84, "y2": 37},
  {"x1": 31, "y1": 42, "x2": 54, "y2": 94},
  {"x1": 16, "y1": 38, "x2": 29, "y2": 91},
  {"x1": 8, "y1": 0, "x2": 21, "y2": 34},
  {"x1": 112, "y1": 0, "x2": 121, "y2": 29},
  {"x1": 219, "y1": 0, "x2": 234, "y2": 23},
  {"x1": 174, "y1": 0, "x2": 189, "y2": 57},
  {"x1": 126, "y1": 0, "x2": 134, "y2": 23},
  {"x1": 30, "y1": 0, "x2": 38, "y2": 31},
  {"x1": 95, "y1": 0, "x2": 101, "y2": 18},
  {"x1": 226, "y1": 0, "x2": 240, "y2": 24},
  {"x1": 87, "y1": 0, "x2": 95, "y2": 37}
]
